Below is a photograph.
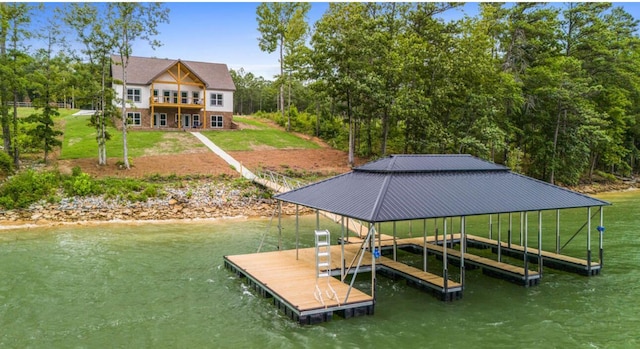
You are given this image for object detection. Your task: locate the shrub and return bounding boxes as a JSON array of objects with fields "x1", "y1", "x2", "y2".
[
  {"x1": 0, "y1": 151, "x2": 13, "y2": 176},
  {"x1": 0, "y1": 170, "x2": 60, "y2": 209}
]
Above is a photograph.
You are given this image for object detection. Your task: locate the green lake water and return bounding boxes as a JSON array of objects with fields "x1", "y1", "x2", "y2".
[{"x1": 1, "y1": 191, "x2": 639, "y2": 348}]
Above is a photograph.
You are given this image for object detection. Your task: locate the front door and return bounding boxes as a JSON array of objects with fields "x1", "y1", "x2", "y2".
[{"x1": 182, "y1": 114, "x2": 190, "y2": 128}]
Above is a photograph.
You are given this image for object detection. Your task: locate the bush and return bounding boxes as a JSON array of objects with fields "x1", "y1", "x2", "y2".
[
  {"x1": 0, "y1": 151, "x2": 13, "y2": 176},
  {"x1": 0, "y1": 170, "x2": 60, "y2": 209}
]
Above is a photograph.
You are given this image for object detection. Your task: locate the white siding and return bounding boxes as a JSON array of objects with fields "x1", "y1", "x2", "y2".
[
  {"x1": 205, "y1": 90, "x2": 234, "y2": 113},
  {"x1": 112, "y1": 83, "x2": 151, "y2": 109}
]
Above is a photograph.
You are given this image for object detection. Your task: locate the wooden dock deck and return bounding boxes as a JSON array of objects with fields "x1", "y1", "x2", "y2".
[
  {"x1": 224, "y1": 243, "x2": 463, "y2": 324},
  {"x1": 465, "y1": 234, "x2": 601, "y2": 276},
  {"x1": 392, "y1": 237, "x2": 540, "y2": 287}
]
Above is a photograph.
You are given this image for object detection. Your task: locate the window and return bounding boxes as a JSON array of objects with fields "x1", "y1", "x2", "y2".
[
  {"x1": 210, "y1": 93, "x2": 223, "y2": 106},
  {"x1": 126, "y1": 88, "x2": 141, "y2": 103},
  {"x1": 153, "y1": 89, "x2": 159, "y2": 102},
  {"x1": 192, "y1": 91, "x2": 200, "y2": 104},
  {"x1": 210, "y1": 115, "x2": 223, "y2": 128},
  {"x1": 181, "y1": 91, "x2": 188, "y2": 104},
  {"x1": 154, "y1": 113, "x2": 167, "y2": 127},
  {"x1": 193, "y1": 114, "x2": 200, "y2": 128},
  {"x1": 127, "y1": 112, "x2": 141, "y2": 126},
  {"x1": 172, "y1": 91, "x2": 178, "y2": 103},
  {"x1": 163, "y1": 90, "x2": 171, "y2": 103}
]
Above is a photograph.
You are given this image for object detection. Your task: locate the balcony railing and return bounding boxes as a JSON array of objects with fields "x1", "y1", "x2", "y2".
[{"x1": 150, "y1": 96, "x2": 203, "y2": 107}]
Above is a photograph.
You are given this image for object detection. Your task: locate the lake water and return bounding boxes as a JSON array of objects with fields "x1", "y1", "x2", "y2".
[{"x1": 1, "y1": 191, "x2": 639, "y2": 348}]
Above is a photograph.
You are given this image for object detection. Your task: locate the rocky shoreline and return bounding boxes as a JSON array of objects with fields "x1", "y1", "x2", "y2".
[
  {"x1": 0, "y1": 180, "x2": 312, "y2": 229},
  {"x1": 0, "y1": 179, "x2": 636, "y2": 230}
]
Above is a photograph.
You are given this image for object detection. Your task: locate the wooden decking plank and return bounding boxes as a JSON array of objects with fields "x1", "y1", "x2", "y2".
[
  {"x1": 394, "y1": 237, "x2": 539, "y2": 279},
  {"x1": 466, "y1": 234, "x2": 600, "y2": 268}
]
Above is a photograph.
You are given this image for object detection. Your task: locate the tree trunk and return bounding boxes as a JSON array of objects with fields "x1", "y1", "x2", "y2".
[{"x1": 121, "y1": 61, "x2": 130, "y2": 169}]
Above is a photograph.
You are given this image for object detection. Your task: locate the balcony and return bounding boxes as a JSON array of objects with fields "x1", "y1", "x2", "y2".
[{"x1": 150, "y1": 96, "x2": 204, "y2": 108}]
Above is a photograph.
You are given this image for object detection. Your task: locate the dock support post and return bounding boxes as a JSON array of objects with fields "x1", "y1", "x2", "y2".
[
  {"x1": 423, "y1": 219, "x2": 428, "y2": 272},
  {"x1": 538, "y1": 211, "x2": 543, "y2": 275},
  {"x1": 341, "y1": 216, "x2": 345, "y2": 279},
  {"x1": 278, "y1": 201, "x2": 282, "y2": 250},
  {"x1": 497, "y1": 213, "x2": 502, "y2": 262},
  {"x1": 508, "y1": 213, "x2": 512, "y2": 248},
  {"x1": 524, "y1": 211, "x2": 529, "y2": 285},
  {"x1": 587, "y1": 207, "x2": 592, "y2": 273},
  {"x1": 556, "y1": 209, "x2": 560, "y2": 254},
  {"x1": 520, "y1": 212, "x2": 524, "y2": 245},
  {"x1": 443, "y1": 218, "x2": 449, "y2": 293},
  {"x1": 435, "y1": 218, "x2": 439, "y2": 244},
  {"x1": 393, "y1": 221, "x2": 397, "y2": 261},
  {"x1": 461, "y1": 216, "x2": 466, "y2": 289},
  {"x1": 296, "y1": 205, "x2": 299, "y2": 260},
  {"x1": 599, "y1": 207, "x2": 604, "y2": 268},
  {"x1": 316, "y1": 210, "x2": 320, "y2": 230},
  {"x1": 370, "y1": 222, "x2": 376, "y2": 301}
]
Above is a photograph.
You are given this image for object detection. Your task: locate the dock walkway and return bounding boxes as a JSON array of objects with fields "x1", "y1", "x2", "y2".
[{"x1": 465, "y1": 234, "x2": 601, "y2": 276}]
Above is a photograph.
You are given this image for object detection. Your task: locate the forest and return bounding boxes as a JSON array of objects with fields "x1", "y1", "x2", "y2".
[{"x1": 1, "y1": 2, "x2": 640, "y2": 186}]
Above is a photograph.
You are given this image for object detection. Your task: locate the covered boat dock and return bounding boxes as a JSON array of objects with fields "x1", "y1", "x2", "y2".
[{"x1": 225, "y1": 154, "x2": 610, "y2": 324}]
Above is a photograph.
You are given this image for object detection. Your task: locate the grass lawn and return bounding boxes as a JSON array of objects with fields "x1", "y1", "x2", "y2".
[
  {"x1": 201, "y1": 116, "x2": 319, "y2": 151},
  {"x1": 59, "y1": 113, "x2": 205, "y2": 160},
  {"x1": 52, "y1": 109, "x2": 318, "y2": 159}
]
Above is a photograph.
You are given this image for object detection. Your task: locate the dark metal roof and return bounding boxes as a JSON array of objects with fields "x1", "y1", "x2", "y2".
[{"x1": 275, "y1": 154, "x2": 610, "y2": 222}]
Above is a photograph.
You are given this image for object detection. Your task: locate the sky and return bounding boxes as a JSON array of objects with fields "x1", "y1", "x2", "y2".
[{"x1": 39, "y1": 2, "x2": 640, "y2": 81}]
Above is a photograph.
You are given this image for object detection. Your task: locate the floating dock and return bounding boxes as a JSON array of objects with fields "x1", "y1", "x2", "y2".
[
  {"x1": 465, "y1": 234, "x2": 601, "y2": 276},
  {"x1": 224, "y1": 243, "x2": 462, "y2": 325}
]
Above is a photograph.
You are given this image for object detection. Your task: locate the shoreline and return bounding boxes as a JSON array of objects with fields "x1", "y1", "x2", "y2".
[{"x1": 1, "y1": 183, "x2": 636, "y2": 232}]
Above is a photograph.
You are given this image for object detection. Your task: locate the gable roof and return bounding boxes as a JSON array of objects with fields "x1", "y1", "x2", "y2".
[
  {"x1": 110, "y1": 55, "x2": 236, "y2": 91},
  {"x1": 275, "y1": 154, "x2": 610, "y2": 222}
]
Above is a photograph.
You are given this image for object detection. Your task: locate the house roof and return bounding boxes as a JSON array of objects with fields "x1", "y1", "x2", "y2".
[
  {"x1": 110, "y1": 55, "x2": 236, "y2": 91},
  {"x1": 275, "y1": 154, "x2": 610, "y2": 222}
]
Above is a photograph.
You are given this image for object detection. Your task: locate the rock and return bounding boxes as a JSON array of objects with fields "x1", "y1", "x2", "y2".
[{"x1": 168, "y1": 198, "x2": 178, "y2": 205}]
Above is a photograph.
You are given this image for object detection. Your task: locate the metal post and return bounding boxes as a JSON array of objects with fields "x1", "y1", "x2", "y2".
[
  {"x1": 393, "y1": 221, "x2": 397, "y2": 261},
  {"x1": 278, "y1": 201, "x2": 282, "y2": 250},
  {"x1": 587, "y1": 207, "x2": 592, "y2": 273},
  {"x1": 520, "y1": 212, "x2": 524, "y2": 245},
  {"x1": 599, "y1": 206, "x2": 604, "y2": 267},
  {"x1": 435, "y1": 218, "x2": 439, "y2": 243},
  {"x1": 423, "y1": 219, "x2": 428, "y2": 272},
  {"x1": 461, "y1": 216, "x2": 466, "y2": 289},
  {"x1": 498, "y1": 213, "x2": 502, "y2": 262},
  {"x1": 316, "y1": 209, "x2": 320, "y2": 230},
  {"x1": 295, "y1": 205, "x2": 299, "y2": 260},
  {"x1": 524, "y1": 211, "x2": 529, "y2": 283},
  {"x1": 370, "y1": 222, "x2": 376, "y2": 299},
  {"x1": 346, "y1": 217, "x2": 350, "y2": 242},
  {"x1": 556, "y1": 209, "x2": 560, "y2": 254},
  {"x1": 538, "y1": 211, "x2": 543, "y2": 275},
  {"x1": 341, "y1": 216, "x2": 345, "y2": 279},
  {"x1": 508, "y1": 212, "x2": 512, "y2": 248},
  {"x1": 443, "y1": 218, "x2": 448, "y2": 292}
]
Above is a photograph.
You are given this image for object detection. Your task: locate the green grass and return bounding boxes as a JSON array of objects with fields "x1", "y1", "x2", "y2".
[
  {"x1": 59, "y1": 114, "x2": 204, "y2": 160},
  {"x1": 201, "y1": 128, "x2": 320, "y2": 151},
  {"x1": 233, "y1": 115, "x2": 269, "y2": 129},
  {"x1": 49, "y1": 108, "x2": 318, "y2": 159}
]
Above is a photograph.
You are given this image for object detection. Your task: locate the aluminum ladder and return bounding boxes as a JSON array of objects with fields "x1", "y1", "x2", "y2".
[{"x1": 314, "y1": 229, "x2": 339, "y2": 306}]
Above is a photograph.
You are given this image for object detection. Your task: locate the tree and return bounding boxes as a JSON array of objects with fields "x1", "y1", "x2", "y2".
[
  {"x1": 256, "y1": 2, "x2": 311, "y2": 131},
  {"x1": 63, "y1": 3, "x2": 118, "y2": 166},
  {"x1": 0, "y1": 3, "x2": 32, "y2": 168},
  {"x1": 108, "y1": 2, "x2": 169, "y2": 169},
  {"x1": 26, "y1": 16, "x2": 65, "y2": 164}
]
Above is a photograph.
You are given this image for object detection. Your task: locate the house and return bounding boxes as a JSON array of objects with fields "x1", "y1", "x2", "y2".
[{"x1": 110, "y1": 55, "x2": 236, "y2": 130}]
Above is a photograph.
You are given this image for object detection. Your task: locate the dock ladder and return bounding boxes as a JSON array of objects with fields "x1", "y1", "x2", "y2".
[{"x1": 314, "y1": 229, "x2": 339, "y2": 306}]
